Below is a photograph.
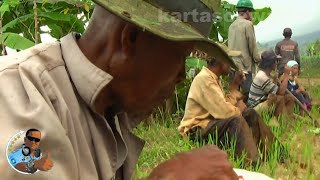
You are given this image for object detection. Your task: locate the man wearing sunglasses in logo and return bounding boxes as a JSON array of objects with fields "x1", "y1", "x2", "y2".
[{"x1": 8, "y1": 129, "x2": 53, "y2": 174}]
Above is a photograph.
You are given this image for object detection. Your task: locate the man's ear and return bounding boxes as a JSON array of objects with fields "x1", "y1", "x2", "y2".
[{"x1": 121, "y1": 24, "x2": 139, "y2": 58}]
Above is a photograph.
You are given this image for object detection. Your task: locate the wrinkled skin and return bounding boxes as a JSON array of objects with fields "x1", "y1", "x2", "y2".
[{"x1": 78, "y1": 6, "x2": 193, "y2": 116}]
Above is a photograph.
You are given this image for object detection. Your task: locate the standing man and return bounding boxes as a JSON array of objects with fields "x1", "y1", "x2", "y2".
[
  {"x1": 0, "y1": 0, "x2": 240, "y2": 179},
  {"x1": 228, "y1": 0, "x2": 261, "y2": 98},
  {"x1": 275, "y1": 28, "x2": 301, "y2": 75}
]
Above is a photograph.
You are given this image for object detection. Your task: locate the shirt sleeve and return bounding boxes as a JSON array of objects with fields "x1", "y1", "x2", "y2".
[
  {"x1": 275, "y1": 43, "x2": 280, "y2": 55},
  {"x1": 263, "y1": 79, "x2": 278, "y2": 95},
  {"x1": 195, "y1": 76, "x2": 241, "y2": 120},
  {"x1": 8, "y1": 150, "x2": 23, "y2": 167},
  {"x1": 226, "y1": 90, "x2": 243, "y2": 106},
  {"x1": 294, "y1": 43, "x2": 301, "y2": 67},
  {"x1": 245, "y1": 23, "x2": 261, "y2": 63}
]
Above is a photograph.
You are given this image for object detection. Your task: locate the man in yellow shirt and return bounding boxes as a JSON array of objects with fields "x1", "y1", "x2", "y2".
[{"x1": 178, "y1": 50, "x2": 277, "y2": 165}]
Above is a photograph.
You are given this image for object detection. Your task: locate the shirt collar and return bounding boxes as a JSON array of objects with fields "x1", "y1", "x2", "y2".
[
  {"x1": 202, "y1": 66, "x2": 219, "y2": 80},
  {"x1": 60, "y1": 33, "x2": 113, "y2": 111}
]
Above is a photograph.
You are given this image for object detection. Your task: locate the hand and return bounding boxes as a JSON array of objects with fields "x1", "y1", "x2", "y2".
[
  {"x1": 299, "y1": 86, "x2": 306, "y2": 93},
  {"x1": 283, "y1": 65, "x2": 291, "y2": 75},
  {"x1": 34, "y1": 153, "x2": 53, "y2": 171},
  {"x1": 147, "y1": 145, "x2": 238, "y2": 180},
  {"x1": 232, "y1": 71, "x2": 245, "y2": 85},
  {"x1": 236, "y1": 100, "x2": 247, "y2": 113}
]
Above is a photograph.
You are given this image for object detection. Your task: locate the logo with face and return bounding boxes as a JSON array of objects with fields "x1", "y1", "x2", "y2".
[{"x1": 6, "y1": 129, "x2": 53, "y2": 174}]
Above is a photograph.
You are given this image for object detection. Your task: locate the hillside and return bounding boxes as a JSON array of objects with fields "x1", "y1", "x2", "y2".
[{"x1": 259, "y1": 30, "x2": 320, "y2": 54}]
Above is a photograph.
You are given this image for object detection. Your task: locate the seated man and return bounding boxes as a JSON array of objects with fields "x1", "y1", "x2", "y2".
[
  {"x1": 286, "y1": 60, "x2": 312, "y2": 115},
  {"x1": 247, "y1": 49, "x2": 295, "y2": 120},
  {"x1": 178, "y1": 49, "x2": 277, "y2": 166}
]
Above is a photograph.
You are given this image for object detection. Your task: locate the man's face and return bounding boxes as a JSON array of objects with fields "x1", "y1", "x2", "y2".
[
  {"x1": 247, "y1": 10, "x2": 253, "y2": 21},
  {"x1": 110, "y1": 33, "x2": 194, "y2": 115},
  {"x1": 25, "y1": 131, "x2": 41, "y2": 151},
  {"x1": 291, "y1": 65, "x2": 299, "y2": 75},
  {"x1": 221, "y1": 62, "x2": 231, "y2": 76}
]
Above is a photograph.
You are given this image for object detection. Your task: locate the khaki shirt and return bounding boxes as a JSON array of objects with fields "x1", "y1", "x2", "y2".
[
  {"x1": 178, "y1": 67, "x2": 242, "y2": 136},
  {"x1": 275, "y1": 38, "x2": 301, "y2": 67},
  {"x1": 228, "y1": 16, "x2": 261, "y2": 74},
  {"x1": 0, "y1": 33, "x2": 144, "y2": 180}
]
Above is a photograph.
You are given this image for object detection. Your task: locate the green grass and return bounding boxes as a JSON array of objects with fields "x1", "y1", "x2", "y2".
[
  {"x1": 133, "y1": 56, "x2": 320, "y2": 179},
  {"x1": 301, "y1": 56, "x2": 320, "y2": 78},
  {"x1": 133, "y1": 84, "x2": 320, "y2": 179}
]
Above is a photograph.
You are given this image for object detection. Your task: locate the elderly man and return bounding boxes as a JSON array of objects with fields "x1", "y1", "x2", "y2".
[
  {"x1": 178, "y1": 46, "x2": 277, "y2": 166},
  {"x1": 0, "y1": 0, "x2": 240, "y2": 179},
  {"x1": 248, "y1": 49, "x2": 295, "y2": 121}
]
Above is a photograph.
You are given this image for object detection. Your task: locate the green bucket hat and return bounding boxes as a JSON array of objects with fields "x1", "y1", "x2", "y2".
[
  {"x1": 92, "y1": 0, "x2": 237, "y2": 69},
  {"x1": 236, "y1": 0, "x2": 255, "y2": 11}
]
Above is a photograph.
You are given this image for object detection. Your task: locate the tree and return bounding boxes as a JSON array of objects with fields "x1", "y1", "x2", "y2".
[{"x1": 0, "y1": 0, "x2": 93, "y2": 55}]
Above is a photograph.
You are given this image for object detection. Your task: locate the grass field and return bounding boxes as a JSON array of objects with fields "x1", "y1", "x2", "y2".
[{"x1": 133, "y1": 57, "x2": 320, "y2": 180}]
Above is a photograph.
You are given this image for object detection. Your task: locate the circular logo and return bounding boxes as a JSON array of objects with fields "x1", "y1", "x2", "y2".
[{"x1": 6, "y1": 130, "x2": 40, "y2": 175}]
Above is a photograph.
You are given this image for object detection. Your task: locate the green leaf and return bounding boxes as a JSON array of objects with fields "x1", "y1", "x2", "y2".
[
  {"x1": 253, "y1": 7, "x2": 272, "y2": 26},
  {"x1": 0, "y1": 33, "x2": 34, "y2": 50},
  {"x1": 216, "y1": 1, "x2": 237, "y2": 41},
  {"x1": 0, "y1": 2, "x2": 10, "y2": 16},
  {"x1": 69, "y1": 16, "x2": 85, "y2": 33},
  {"x1": 39, "y1": 12, "x2": 71, "y2": 22},
  {"x1": 1, "y1": 14, "x2": 34, "y2": 32},
  {"x1": 84, "y1": 3, "x2": 90, "y2": 12},
  {"x1": 63, "y1": 8, "x2": 69, "y2": 15},
  {"x1": 47, "y1": 24, "x2": 63, "y2": 39},
  {"x1": 209, "y1": 24, "x2": 219, "y2": 41}
]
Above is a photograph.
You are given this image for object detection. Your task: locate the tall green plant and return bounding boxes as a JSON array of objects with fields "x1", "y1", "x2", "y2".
[{"x1": 210, "y1": 1, "x2": 271, "y2": 41}]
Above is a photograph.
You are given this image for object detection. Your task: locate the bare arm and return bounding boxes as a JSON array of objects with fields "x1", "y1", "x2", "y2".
[
  {"x1": 277, "y1": 65, "x2": 291, "y2": 95},
  {"x1": 15, "y1": 162, "x2": 28, "y2": 173}
]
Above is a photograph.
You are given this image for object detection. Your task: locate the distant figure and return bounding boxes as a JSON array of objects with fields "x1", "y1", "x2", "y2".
[
  {"x1": 275, "y1": 28, "x2": 301, "y2": 75},
  {"x1": 228, "y1": 0, "x2": 261, "y2": 97}
]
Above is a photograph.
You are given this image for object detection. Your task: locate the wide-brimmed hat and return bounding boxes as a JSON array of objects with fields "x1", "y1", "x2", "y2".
[{"x1": 92, "y1": 0, "x2": 238, "y2": 69}]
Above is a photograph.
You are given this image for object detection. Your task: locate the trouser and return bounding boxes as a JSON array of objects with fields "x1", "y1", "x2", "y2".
[
  {"x1": 188, "y1": 109, "x2": 276, "y2": 164},
  {"x1": 241, "y1": 72, "x2": 253, "y2": 100},
  {"x1": 267, "y1": 94, "x2": 295, "y2": 119}
]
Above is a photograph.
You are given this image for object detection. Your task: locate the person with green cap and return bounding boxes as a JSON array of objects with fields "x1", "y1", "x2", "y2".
[
  {"x1": 0, "y1": 0, "x2": 242, "y2": 179},
  {"x1": 275, "y1": 28, "x2": 301, "y2": 75},
  {"x1": 228, "y1": 0, "x2": 261, "y2": 99}
]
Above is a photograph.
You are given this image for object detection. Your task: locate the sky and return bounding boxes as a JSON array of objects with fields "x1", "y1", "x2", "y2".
[
  {"x1": 227, "y1": 0, "x2": 320, "y2": 43},
  {"x1": 38, "y1": 0, "x2": 320, "y2": 44},
  {"x1": 6, "y1": 0, "x2": 320, "y2": 54}
]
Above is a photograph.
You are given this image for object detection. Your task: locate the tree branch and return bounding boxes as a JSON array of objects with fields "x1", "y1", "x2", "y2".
[{"x1": 33, "y1": 0, "x2": 39, "y2": 44}]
